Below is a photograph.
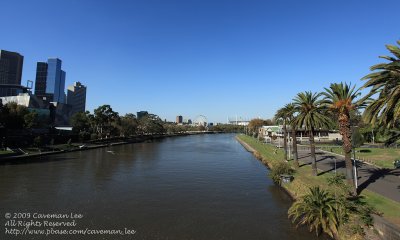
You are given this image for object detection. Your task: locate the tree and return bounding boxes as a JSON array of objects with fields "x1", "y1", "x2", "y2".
[
  {"x1": 359, "y1": 123, "x2": 378, "y2": 144},
  {"x1": 93, "y1": 105, "x2": 119, "y2": 138},
  {"x1": 322, "y1": 82, "x2": 363, "y2": 194},
  {"x1": 33, "y1": 136, "x2": 43, "y2": 149},
  {"x1": 361, "y1": 40, "x2": 400, "y2": 128},
  {"x1": 0, "y1": 99, "x2": 3, "y2": 126},
  {"x1": 71, "y1": 112, "x2": 91, "y2": 133},
  {"x1": 275, "y1": 108, "x2": 289, "y2": 161},
  {"x1": 1, "y1": 102, "x2": 29, "y2": 129},
  {"x1": 352, "y1": 127, "x2": 365, "y2": 148},
  {"x1": 288, "y1": 187, "x2": 339, "y2": 239},
  {"x1": 70, "y1": 111, "x2": 92, "y2": 141},
  {"x1": 24, "y1": 111, "x2": 39, "y2": 129},
  {"x1": 276, "y1": 103, "x2": 299, "y2": 167},
  {"x1": 248, "y1": 118, "x2": 267, "y2": 136},
  {"x1": 137, "y1": 114, "x2": 165, "y2": 135},
  {"x1": 119, "y1": 113, "x2": 138, "y2": 137},
  {"x1": 293, "y1": 91, "x2": 331, "y2": 176}
]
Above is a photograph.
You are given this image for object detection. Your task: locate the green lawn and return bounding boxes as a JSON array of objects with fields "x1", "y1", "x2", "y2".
[
  {"x1": 237, "y1": 135, "x2": 285, "y2": 165},
  {"x1": 362, "y1": 190, "x2": 400, "y2": 226},
  {"x1": 0, "y1": 150, "x2": 13, "y2": 155},
  {"x1": 237, "y1": 134, "x2": 400, "y2": 227},
  {"x1": 316, "y1": 145, "x2": 400, "y2": 168}
]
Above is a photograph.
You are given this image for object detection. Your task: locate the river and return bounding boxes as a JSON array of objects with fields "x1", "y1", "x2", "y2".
[{"x1": 0, "y1": 134, "x2": 327, "y2": 239}]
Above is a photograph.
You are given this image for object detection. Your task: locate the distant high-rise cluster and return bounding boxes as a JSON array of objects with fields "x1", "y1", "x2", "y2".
[
  {"x1": 34, "y1": 58, "x2": 66, "y2": 103},
  {"x1": 0, "y1": 49, "x2": 87, "y2": 126}
]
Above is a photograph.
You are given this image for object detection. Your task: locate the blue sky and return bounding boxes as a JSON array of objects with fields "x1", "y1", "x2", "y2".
[{"x1": 1, "y1": 0, "x2": 399, "y2": 123}]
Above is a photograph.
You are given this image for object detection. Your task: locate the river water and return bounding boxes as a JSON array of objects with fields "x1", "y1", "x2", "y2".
[{"x1": 0, "y1": 134, "x2": 326, "y2": 239}]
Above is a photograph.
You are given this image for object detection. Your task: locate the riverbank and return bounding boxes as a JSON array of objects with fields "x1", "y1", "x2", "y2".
[
  {"x1": 0, "y1": 131, "x2": 221, "y2": 164},
  {"x1": 236, "y1": 134, "x2": 400, "y2": 240}
]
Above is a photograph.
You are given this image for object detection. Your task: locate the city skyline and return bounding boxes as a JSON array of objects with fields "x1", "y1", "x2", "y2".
[{"x1": 1, "y1": 0, "x2": 399, "y2": 123}]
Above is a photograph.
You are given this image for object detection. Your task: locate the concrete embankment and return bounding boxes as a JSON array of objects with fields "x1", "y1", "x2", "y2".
[
  {"x1": 235, "y1": 135, "x2": 276, "y2": 171},
  {"x1": 235, "y1": 135, "x2": 257, "y2": 153}
]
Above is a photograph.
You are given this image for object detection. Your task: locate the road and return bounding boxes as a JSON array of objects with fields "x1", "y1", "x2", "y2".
[{"x1": 296, "y1": 147, "x2": 400, "y2": 202}]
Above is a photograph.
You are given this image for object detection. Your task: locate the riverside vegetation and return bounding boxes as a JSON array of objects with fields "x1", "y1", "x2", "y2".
[
  {"x1": 239, "y1": 39, "x2": 400, "y2": 239},
  {"x1": 237, "y1": 134, "x2": 400, "y2": 240},
  {"x1": 0, "y1": 103, "x2": 243, "y2": 154}
]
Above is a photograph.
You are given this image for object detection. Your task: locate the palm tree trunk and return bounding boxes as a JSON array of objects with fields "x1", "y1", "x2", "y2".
[
  {"x1": 339, "y1": 113, "x2": 357, "y2": 195},
  {"x1": 283, "y1": 122, "x2": 288, "y2": 161},
  {"x1": 309, "y1": 127, "x2": 317, "y2": 176},
  {"x1": 291, "y1": 126, "x2": 299, "y2": 168}
]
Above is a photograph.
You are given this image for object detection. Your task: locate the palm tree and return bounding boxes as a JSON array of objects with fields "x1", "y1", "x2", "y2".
[
  {"x1": 293, "y1": 91, "x2": 331, "y2": 176},
  {"x1": 284, "y1": 103, "x2": 299, "y2": 168},
  {"x1": 322, "y1": 82, "x2": 363, "y2": 195},
  {"x1": 288, "y1": 186, "x2": 340, "y2": 238},
  {"x1": 275, "y1": 108, "x2": 288, "y2": 161},
  {"x1": 361, "y1": 40, "x2": 400, "y2": 128},
  {"x1": 275, "y1": 104, "x2": 299, "y2": 167}
]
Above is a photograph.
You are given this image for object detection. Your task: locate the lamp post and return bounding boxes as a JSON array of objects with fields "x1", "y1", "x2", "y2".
[{"x1": 352, "y1": 126, "x2": 359, "y2": 190}]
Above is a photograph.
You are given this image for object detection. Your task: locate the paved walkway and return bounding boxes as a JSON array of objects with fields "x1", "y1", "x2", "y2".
[{"x1": 296, "y1": 147, "x2": 400, "y2": 202}]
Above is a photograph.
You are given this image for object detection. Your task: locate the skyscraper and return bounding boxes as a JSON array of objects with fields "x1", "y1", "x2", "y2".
[
  {"x1": 67, "y1": 82, "x2": 86, "y2": 116},
  {"x1": 0, "y1": 50, "x2": 23, "y2": 85},
  {"x1": 34, "y1": 58, "x2": 66, "y2": 103},
  {"x1": 176, "y1": 115, "x2": 183, "y2": 124},
  {"x1": 0, "y1": 50, "x2": 25, "y2": 97},
  {"x1": 34, "y1": 62, "x2": 48, "y2": 98}
]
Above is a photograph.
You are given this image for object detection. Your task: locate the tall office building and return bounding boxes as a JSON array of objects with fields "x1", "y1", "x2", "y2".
[
  {"x1": 34, "y1": 58, "x2": 66, "y2": 103},
  {"x1": 67, "y1": 82, "x2": 86, "y2": 116},
  {"x1": 176, "y1": 115, "x2": 183, "y2": 124},
  {"x1": 0, "y1": 50, "x2": 25, "y2": 97},
  {"x1": 34, "y1": 62, "x2": 48, "y2": 98}
]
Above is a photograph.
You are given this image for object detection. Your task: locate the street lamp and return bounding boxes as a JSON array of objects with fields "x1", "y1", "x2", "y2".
[
  {"x1": 352, "y1": 126, "x2": 359, "y2": 190},
  {"x1": 288, "y1": 137, "x2": 292, "y2": 160}
]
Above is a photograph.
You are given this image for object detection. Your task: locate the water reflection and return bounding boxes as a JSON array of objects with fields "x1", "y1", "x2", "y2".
[{"x1": 0, "y1": 134, "x2": 328, "y2": 239}]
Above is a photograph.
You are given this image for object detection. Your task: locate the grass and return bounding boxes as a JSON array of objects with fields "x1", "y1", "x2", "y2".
[
  {"x1": 361, "y1": 190, "x2": 400, "y2": 226},
  {"x1": 236, "y1": 135, "x2": 285, "y2": 165},
  {"x1": 316, "y1": 145, "x2": 400, "y2": 168},
  {"x1": 0, "y1": 150, "x2": 13, "y2": 155},
  {"x1": 237, "y1": 134, "x2": 400, "y2": 227}
]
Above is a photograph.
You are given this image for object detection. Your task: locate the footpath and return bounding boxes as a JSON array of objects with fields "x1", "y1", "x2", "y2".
[{"x1": 296, "y1": 147, "x2": 400, "y2": 202}]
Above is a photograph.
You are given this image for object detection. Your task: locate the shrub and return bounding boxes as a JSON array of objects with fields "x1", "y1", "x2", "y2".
[
  {"x1": 288, "y1": 187, "x2": 339, "y2": 238},
  {"x1": 269, "y1": 162, "x2": 294, "y2": 184},
  {"x1": 33, "y1": 136, "x2": 43, "y2": 148},
  {"x1": 90, "y1": 133, "x2": 98, "y2": 140}
]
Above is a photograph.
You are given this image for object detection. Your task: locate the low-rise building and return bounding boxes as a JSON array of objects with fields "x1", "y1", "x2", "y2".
[{"x1": 259, "y1": 125, "x2": 342, "y2": 144}]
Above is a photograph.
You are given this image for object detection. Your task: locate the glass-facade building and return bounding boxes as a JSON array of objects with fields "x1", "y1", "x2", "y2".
[
  {"x1": 34, "y1": 62, "x2": 48, "y2": 97},
  {"x1": 34, "y1": 58, "x2": 66, "y2": 103}
]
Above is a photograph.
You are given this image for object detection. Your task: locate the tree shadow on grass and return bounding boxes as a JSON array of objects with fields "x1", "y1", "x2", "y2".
[{"x1": 299, "y1": 162, "x2": 311, "y2": 168}]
